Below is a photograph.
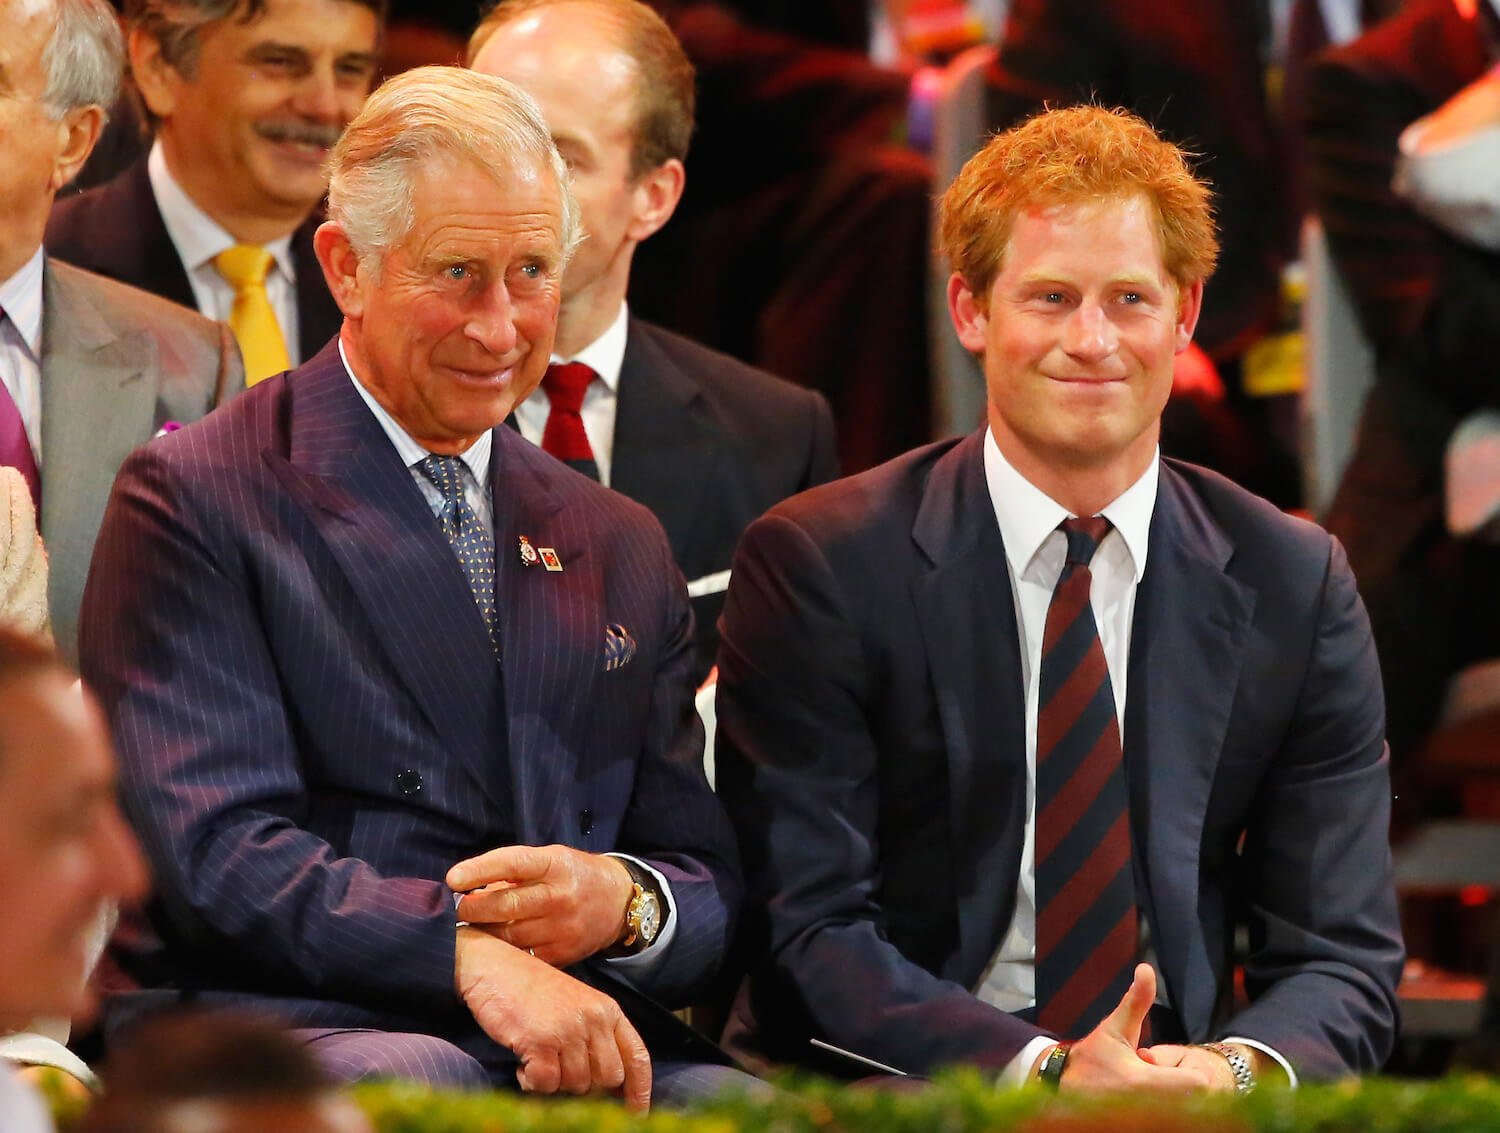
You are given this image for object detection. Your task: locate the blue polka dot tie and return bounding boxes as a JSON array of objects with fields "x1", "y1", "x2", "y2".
[{"x1": 417, "y1": 454, "x2": 498, "y2": 658}]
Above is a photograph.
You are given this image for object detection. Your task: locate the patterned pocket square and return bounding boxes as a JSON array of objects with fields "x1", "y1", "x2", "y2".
[{"x1": 603, "y1": 623, "x2": 637, "y2": 671}]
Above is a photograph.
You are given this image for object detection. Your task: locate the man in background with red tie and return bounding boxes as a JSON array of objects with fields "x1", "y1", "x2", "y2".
[
  {"x1": 0, "y1": 0, "x2": 241, "y2": 663},
  {"x1": 468, "y1": 0, "x2": 838, "y2": 683},
  {"x1": 715, "y1": 105, "x2": 1402, "y2": 1089},
  {"x1": 45, "y1": 0, "x2": 383, "y2": 384}
]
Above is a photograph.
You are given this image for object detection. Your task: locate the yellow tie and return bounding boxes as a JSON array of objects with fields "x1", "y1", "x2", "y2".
[{"x1": 214, "y1": 244, "x2": 291, "y2": 385}]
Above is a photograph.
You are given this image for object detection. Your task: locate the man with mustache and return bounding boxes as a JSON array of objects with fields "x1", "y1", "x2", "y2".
[{"x1": 46, "y1": 0, "x2": 384, "y2": 384}]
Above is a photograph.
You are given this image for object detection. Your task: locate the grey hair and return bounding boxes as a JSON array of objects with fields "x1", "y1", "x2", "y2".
[
  {"x1": 41, "y1": 0, "x2": 125, "y2": 120},
  {"x1": 327, "y1": 66, "x2": 581, "y2": 266}
]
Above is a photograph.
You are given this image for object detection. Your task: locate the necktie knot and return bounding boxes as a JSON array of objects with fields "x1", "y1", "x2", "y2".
[
  {"x1": 417, "y1": 454, "x2": 467, "y2": 506},
  {"x1": 214, "y1": 244, "x2": 275, "y2": 290},
  {"x1": 543, "y1": 362, "x2": 595, "y2": 414},
  {"x1": 1060, "y1": 516, "x2": 1112, "y2": 567}
]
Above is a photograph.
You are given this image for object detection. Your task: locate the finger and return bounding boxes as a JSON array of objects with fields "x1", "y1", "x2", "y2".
[
  {"x1": 616, "y1": 1015, "x2": 652, "y2": 1112},
  {"x1": 558, "y1": 1039, "x2": 593, "y2": 1095},
  {"x1": 1099, "y1": 963, "x2": 1156, "y2": 1047},
  {"x1": 589, "y1": 1020, "x2": 627, "y2": 1093},
  {"x1": 448, "y1": 844, "x2": 557, "y2": 892},
  {"x1": 456, "y1": 882, "x2": 555, "y2": 925},
  {"x1": 517, "y1": 1051, "x2": 562, "y2": 1096}
]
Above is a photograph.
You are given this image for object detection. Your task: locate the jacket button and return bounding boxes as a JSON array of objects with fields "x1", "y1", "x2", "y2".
[
  {"x1": 579, "y1": 809, "x2": 594, "y2": 836},
  {"x1": 396, "y1": 769, "x2": 423, "y2": 796}
]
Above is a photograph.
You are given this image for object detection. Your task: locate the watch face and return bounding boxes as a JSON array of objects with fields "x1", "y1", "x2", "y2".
[{"x1": 639, "y1": 892, "x2": 662, "y2": 943}]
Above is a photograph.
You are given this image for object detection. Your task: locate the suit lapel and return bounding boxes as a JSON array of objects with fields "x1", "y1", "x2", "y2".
[
  {"x1": 910, "y1": 432, "x2": 1030, "y2": 982},
  {"x1": 490, "y1": 432, "x2": 603, "y2": 845},
  {"x1": 1123, "y1": 464, "x2": 1255, "y2": 1034},
  {"x1": 261, "y1": 346, "x2": 510, "y2": 809},
  {"x1": 39, "y1": 262, "x2": 156, "y2": 545},
  {"x1": 609, "y1": 320, "x2": 721, "y2": 564},
  {"x1": 107, "y1": 161, "x2": 199, "y2": 310}
]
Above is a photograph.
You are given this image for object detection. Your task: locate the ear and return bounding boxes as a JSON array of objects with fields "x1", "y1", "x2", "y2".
[
  {"x1": 624, "y1": 158, "x2": 685, "y2": 243},
  {"x1": 1173, "y1": 278, "x2": 1205, "y2": 354},
  {"x1": 947, "y1": 271, "x2": 989, "y2": 354},
  {"x1": 49, "y1": 106, "x2": 105, "y2": 193},
  {"x1": 129, "y1": 26, "x2": 182, "y2": 119},
  {"x1": 313, "y1": 221, "x2": 368, "y2": 319}
]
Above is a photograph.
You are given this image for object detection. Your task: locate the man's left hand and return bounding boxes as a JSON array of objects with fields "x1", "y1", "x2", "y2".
[
  {"x1": 448, "y1": 844, "x2": 634, "y2": 967},
  {"x1": 1141, "y1": 1043, "x2": 1262, "y2": 1090}
]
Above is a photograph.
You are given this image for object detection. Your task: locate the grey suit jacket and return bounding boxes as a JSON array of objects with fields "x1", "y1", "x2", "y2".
[{"x1": 40, "y1": 258, "x2": 243, "y2": 662}]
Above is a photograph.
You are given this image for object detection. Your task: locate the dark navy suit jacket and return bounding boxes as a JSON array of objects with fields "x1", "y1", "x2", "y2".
[
  {"x1": 715, "y1": 431, "x2": 1404, "y2": 1081},
  {"x1": 611, "y1": 317, "x2": 838, "y2": 680},
  {"x1": 45, "y1": 158, "x2": 342, "y2": 364},
  {"x1": 80, "y1": 343, "x2": 741, "y2": 1040}
]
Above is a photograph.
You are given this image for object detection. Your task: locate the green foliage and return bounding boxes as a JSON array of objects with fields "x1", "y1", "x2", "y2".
[{"x1": 54, "y1": 1071, "x2": 1500, "y2": 1132}]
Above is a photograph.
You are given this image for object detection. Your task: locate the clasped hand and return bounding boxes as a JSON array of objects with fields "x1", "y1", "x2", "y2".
[
  {"x1": 447, "y1": 843, "x2": 634, "y2": 966},
  {"x1": 448, "y1": 846, "x2": 651, "y2": 1108},
  {"x1": 1044, "y1": 964, "x2": 1244, "y2": 1091}
]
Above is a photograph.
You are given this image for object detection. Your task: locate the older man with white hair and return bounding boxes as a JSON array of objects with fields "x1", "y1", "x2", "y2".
[
  {"x1": 0, "y1": 0, "x2": 242, "y2": 664},
  {"x1": 80, "y1": 66, "x2": 746, "y2": 1109}
]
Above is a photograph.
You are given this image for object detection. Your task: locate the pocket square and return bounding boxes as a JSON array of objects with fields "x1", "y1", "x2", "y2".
[{"x1": 603, "y1": 623, "x2": 637, "y2": 671}]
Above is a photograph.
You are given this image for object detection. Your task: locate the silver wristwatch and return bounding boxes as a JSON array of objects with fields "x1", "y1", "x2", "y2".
[{"x1": 1198, "y1": 1042, "x2": 1256, "y2": 1094}]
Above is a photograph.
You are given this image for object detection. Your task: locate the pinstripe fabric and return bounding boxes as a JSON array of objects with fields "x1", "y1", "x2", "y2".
[{"x1": 79, "y1": 341, "x2": 741, "y2": 1055}]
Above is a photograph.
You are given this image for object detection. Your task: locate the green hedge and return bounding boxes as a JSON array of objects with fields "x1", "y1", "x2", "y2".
[{"x1": 39, "y1": 1066, "x2": 1500, "y2": 1132}]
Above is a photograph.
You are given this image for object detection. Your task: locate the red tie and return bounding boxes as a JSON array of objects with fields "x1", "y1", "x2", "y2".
[
  {"x1": 1034, "y1": 516, "x2": 1137, "y2": 1039},
  {"x1": 541, "y1": 362, "x2": 600, "y2": 481},
  {"x1": 0, "y1": 308, "x2": 41, "y2": 512}
]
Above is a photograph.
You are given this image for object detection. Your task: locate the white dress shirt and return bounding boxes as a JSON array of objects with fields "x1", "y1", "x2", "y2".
[
  {"x1": 513, "y1": 301, "x2": 628, "y2": 486},
  {"x1": 340, "y1": 340, "x2": 677, "y2": 971},
  {"x1": 976, "y1": 432, "x2": 1293, "y2": 1086},
  {"x1": 0, "y1": 248, "x2": 46, "y2": 466},
  {"x1": 148, "y1": 141, "x2": 302, "y2": 364},
  {"x1": 0, "y1": 1062, "x2": 54, "y2": 1133}
]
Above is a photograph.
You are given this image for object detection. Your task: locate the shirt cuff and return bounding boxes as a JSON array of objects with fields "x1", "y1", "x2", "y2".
[
  {"x1": 1223, "y1": 1035, "x2": 1298, "y2": 1088},
  {"x1": 601, "y1": 853, "x2": 677, "y2": 974},
  {"x1": 999, "y1": 1035, "x2": 1058, "y2": 1088}
]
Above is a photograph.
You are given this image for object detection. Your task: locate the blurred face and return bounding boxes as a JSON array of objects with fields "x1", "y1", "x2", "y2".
[
  {"x1": 320, "y1": 159, "x2": 566, "y2": 454},
  {"x1": 949, "y1": 195, "x2": 1202, "y2": 494},
  {"x1": 155, "y1": 1096, "x2": 372, "y2": 1133},
  {"x1": 0, "y1": 0, "x2": 79, "y2": 278},
  {"x1": 135, "y1": 0, "x2": 379, "y2": 230},
  {"x1": 470, "y1": 6, "x2": 664, "y2": 308},
  {"x1": 0, "y1": 670, "x2": 148, "y2": 1029}
]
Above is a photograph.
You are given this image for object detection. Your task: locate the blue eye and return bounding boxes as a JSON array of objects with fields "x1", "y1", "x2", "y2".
[{"x1": 447, "y1": 264, "x2": 469, "y2": 281}]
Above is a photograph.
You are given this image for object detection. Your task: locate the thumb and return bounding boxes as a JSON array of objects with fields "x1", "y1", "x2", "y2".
[{"x1": 1098, "y1": 963, "x2": 1156, "y2": 1047}]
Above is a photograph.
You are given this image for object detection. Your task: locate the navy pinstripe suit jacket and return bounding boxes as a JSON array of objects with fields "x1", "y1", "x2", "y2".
[{"x1": 79, "y1": 342, "x2": 741, "y2": 1037}]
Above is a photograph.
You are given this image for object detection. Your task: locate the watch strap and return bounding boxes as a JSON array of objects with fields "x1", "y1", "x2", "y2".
[{"x1": 1197, "y1": 1042, "x2": 1256, "y2": 1094}]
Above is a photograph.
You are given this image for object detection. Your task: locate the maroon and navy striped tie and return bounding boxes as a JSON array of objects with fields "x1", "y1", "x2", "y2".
[{"x1": 1034, "y1": 516, "x2": 1137, "y2": 1039}]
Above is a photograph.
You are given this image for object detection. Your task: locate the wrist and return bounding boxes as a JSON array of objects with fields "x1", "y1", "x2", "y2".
[
  {"x1": 607, "y1": 858, "x2": 663, "y2": 956},
  {"x1": 1196, "y1": 1041, "x2": 1256, "y2": 1094}
]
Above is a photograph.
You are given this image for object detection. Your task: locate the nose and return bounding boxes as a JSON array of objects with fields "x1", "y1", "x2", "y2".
[
  {"x1": 292, "y1": 65, "x2": 343, "y2": 123},
  {"x1": 1062, "y1": 301, "x2": 1119, "y2": 362},
  {"x1": 99, "y1": 803, "x2": 150, "y2": 907},
  {"x1": 466, "y1": 281, "x2": 521, "y2": 357}
]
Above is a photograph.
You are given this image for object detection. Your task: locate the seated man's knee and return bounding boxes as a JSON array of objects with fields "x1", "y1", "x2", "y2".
[{"x1": 297, "y1": 1029, "x2": 491, "y2": 1090}]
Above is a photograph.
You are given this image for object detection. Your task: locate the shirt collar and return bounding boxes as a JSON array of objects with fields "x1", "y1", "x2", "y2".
[
  {"x1": 552, "y1": 300, "x2": 628, "y2": 393},
  {"x1": 338, "y1": 337, "x2": 493, "y2": 488},
  {"x1": 0, "y1": 246, "x2": 45, "y2": 358},
  {"x1": 982, "y1": 427, "x2": 1156, "y2": 582},
  {"x1": 148, "y1": 140, "x2": 297, "y2": 284}
]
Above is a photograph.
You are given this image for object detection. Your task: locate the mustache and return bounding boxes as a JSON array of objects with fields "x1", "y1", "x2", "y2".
[{"x1": 256, "y1": 120, "x2": 344, "y2": 148}]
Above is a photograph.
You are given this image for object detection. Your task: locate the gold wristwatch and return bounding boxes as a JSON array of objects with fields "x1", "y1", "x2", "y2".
[{"x1": 616, "y1": 861, "x2": 663, "y2": 953}]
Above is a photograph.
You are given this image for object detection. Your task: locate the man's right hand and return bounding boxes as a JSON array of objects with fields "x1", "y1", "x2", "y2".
[
  {"x1": 454, "y1": 924, "x2": 652, "y2": 1110},
  {"x1": 1042, "y1": 964, "x2": 1219, "y2": 1091}
]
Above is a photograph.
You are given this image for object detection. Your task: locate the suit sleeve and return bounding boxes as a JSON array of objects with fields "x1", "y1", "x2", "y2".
[
  {"x1": 716, "y1": 511, "x2": 1045, "y2": 1077},
  {"x1": 608, "y1": 521, "x2": 742, "y2": 1006},
  {"x1": 79, "y1": 443, "x2": 462, "y2": 1012},
  {"x1": 1305, "y1": 50, "x2": 1500, "y2": 415},
  {"x1": 1224, "y1": 536, "x2": 1404, "y2": 1078},
  {"x1": 803, "y1": 391, "x2": 839, "y2": 488}
]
